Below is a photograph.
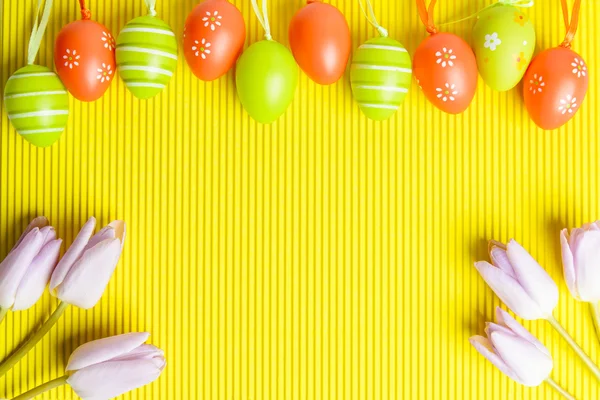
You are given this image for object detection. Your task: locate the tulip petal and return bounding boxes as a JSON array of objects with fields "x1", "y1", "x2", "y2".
[
  {"x1": 490, "y1": 331, "x2": 553, "y2": 387},
  {"x1": 571, "y1": 230, "x2": 600, "y2": 302},
  {"x1": 485, "y1": 322, "x2": 516, "y2": 338},
  {"x1": 55, "y1": 238, "x2": 121, "y2": 309},
  {"x1": 495, "y1": 307, "x2": 550, "y2": 356},
  {"x1": 84, "y1": 226, "x2": 115, "y2": 253},
  {"x1": 560, "y1": 229, "x2": 578, "y2": 299},
  {"x1": 67, "y1": 358, "x2": 165, "y2": 399},
  {"x1": 0, "y1": 228, "x2": 45, "y2": 308},
  {"x1": 506, "y1": 240, "x2": 558, "y2": 317},
  {"x1": 469, "y1": 336, "x2": 520, "y2": 383},
  {"x1": 50, "y1": 217, "x2": 96, "y2": 292},
  {"x1": 13, "y1": 217, "x2": 49, "y2": 249},
  {"x1": 67, "y1": 332, "x2": 150, "y2": 371},
  {"x1": 490, "y1": 246, "x2": 517, "y2": 279},
  {"x1": 110, "y1": 344, "x2": 164, "y2": 362},
  {"x1": 12, "y1": 239, "x2": 62, "y2": 311},
  {"x1": 474, "y1": 261, "x2": 543, "y2": 320}
]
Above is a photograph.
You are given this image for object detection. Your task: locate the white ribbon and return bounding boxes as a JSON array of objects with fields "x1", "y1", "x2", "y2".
[
  {"x1": 358, "y1": 0, "x2": 388, "y2": 37},
  {"x1": 250, "y1": 0, "x2": 272, "y2": 40},
  {"x1": 145, "y1": 0, "x2": 157, "y2": 16},
  {"x1": 27, "y1": 0, "x2": 54, "y2": 65}
]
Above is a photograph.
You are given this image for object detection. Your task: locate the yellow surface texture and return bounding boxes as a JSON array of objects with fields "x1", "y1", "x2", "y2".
[{"x1": 1, "y1": 0, "x2": 599, "y2": 398}]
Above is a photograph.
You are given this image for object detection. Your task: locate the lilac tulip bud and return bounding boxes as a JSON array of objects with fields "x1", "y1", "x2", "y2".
[
  {"x1": 470, "y1": 307, "x2": 553, "y2": 387},
  {"x1": 66, "y1": 332, "x2": 165, "y2": 399},
  {"x1": 50, "y1": 217, "x2": 126, "y2": 309},
  {"x1": 560, "y1": 222, "x2": 600, "y2": 302},
  {"x1": 0, "y1": 217, "x2": 62, "y2": 311},
  {"x1": 474, "y1": 239, "x2": 559, "y2": 320}
]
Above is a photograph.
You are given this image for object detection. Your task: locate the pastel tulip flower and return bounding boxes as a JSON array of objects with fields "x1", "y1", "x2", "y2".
[
  {"x1": 0, "y1": 217, "x2": 126, "y2": 377},
  {"x1": 474, "y1": 239, "x2": 558, "y2": 320},
  {"x1": 470, "y1": 308, "x2": 573, "y2": 399},
  {"x1": 470, "y1": 307, "x2": 553, "y2": 386},
  {"x1": 10, "y1": 333, "x2": 165, "y2": 400},
  {"x1": 475, "y1": 239, "x2": 600, "y2": 382},
  {"x1": 560, "y1": 222, "x2": 600, "y2": 302},
  {"x1": 0, "y1": 217, "x2": 61, "y2": 317},
  {"x1": 50, "y1": 216, "x2": 126, "y2": 309}
]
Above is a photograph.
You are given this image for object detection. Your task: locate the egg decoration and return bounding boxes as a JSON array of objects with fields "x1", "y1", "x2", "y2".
[
  {"x1": 236, "y1": 0, "x2": 298, "y2": 123},
  {"x1": 472, "y1": 4, "x2": 535, "y2": 91},
  {"x1": 350, "y1": 36, "x2": 412, "y2": 121},
  {"x1": 116, "y1": 14, "x2": 178, "y2": 99},
  {"x1": 4, "y1": 65, "x2": 69, "y2": 147},
  {"x1": 236, "y1": 40, "x2": 298, "y2": 124},
  {"x1": 55, "y1": 18, "x2": 116, "y2": 102},
  {"x1": 413, "y1": 33, "x2": 477, "y2": 114},
  {"x1": 523, "y1": 48, "x2": 587, "y2": 130},
  {"x1": 183, "y1": 0, "x2": 246, "y2": 81},
  {"x1": 289, "y1": 0, "x2": 351, "y2": 85}
]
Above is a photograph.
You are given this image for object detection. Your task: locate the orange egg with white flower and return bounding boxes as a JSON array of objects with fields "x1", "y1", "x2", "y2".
[{"x1": 413, "y1": 32, "x2": 478, "y2": 114}]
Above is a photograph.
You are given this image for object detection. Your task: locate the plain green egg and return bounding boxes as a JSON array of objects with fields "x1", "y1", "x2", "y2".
[
  {"x1": 472, "y1": 5, "x2": 535, "y2": 91},
  {"x1": 236, "y1": 40, "x2": 298, "y2": 124}
]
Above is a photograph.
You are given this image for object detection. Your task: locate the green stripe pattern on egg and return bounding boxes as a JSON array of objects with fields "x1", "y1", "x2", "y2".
[
  {"x1": 3, "y1": 65, "x2": 69, "y2": 147},
  {"x1": 116, "y1": 15, "x2": 178, "y2": 99},
  {"x1": 350, "y1": 37, "x2": 412, "y2": 121}
]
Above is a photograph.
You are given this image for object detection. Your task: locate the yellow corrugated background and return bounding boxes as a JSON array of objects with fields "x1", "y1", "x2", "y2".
[{"x1": 0, "y1": 0, "x2": 599, "y2": 398}]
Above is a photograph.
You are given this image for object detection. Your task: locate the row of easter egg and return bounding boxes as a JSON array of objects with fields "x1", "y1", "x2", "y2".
[{"x1": 3, "y1": 0, "x2": 589, "y2": 149}]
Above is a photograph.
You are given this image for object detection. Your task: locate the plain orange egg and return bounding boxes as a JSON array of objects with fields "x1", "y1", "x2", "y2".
[
  {"x1": 413, "y1": 32, "x2": 477, "y2": 114},
  {"x1": 289, "y1": 0, "x2": 351, "y2": 85}
]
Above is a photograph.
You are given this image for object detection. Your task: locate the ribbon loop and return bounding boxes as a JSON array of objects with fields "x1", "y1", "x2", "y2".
[
  {"x1": 416, "y1": 0, "x2": 438, "y2": 34},
  {"x1": 358, "y1": 0, "x2": 388, "y2": 37},
  {"x1": 145, "y1": 0, "x2": 157, "y2": 16},
  {"x1": 78, "y1": 0, "x2": 91, "y2": 19},
  {"x1": 560, "y1": 0, "x2": 582, "y2": 48},
  {"x1": 250, "y1": 0, "x2": 273, "y2": 40},
  {"x1": 27, "y1": 0, "x2": 54, "y2": 65}
]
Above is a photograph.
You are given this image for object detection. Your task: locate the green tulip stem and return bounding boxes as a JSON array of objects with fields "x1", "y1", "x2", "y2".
[
  {"x1": 0, "y1": 307, "x2": 8, "y2": 324},
  {"x1": 545, "y1": 378, "x2": 575, "y2": 400},
  {"x1": 589, "y1": 301, "x2": 600, "y2": 347},
  {"x1": 0, "y1": 302, "x2": 69, "y2": 377},
  {"x1": 547, "y1": 315, "x2": 600, "y2": 381},
  {"x1": 11, "y1": 375, "x2": 68, "y2": 400}
]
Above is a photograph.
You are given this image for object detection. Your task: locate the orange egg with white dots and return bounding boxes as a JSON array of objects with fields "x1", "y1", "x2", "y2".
[
  {"x1": 413, "y1": 32, "x2": 477, "y2": 114},
  {"x1": 523, "y1": 47, "x2": 588, "y2": 130}
]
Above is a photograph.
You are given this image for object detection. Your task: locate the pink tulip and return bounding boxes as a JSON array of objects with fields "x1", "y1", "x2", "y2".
[
  {"x1": 0, "y1": 217, "x2": 61, "y2": 311},
  {"x1": 560, "y1": 222, "x2": 600, "y2": 302},
  {"x1": 66, "y1": 332, "x2": 165, "y2": 399},
  {"x1": 474, "y1": 239, "x2": 558, "y2": 320},
  {"x1": 470, "y1": 307, "x2": 553, "y2": 387},
  {"x1": 49, "y1": 217, "x2": 126, "y2": 309}
]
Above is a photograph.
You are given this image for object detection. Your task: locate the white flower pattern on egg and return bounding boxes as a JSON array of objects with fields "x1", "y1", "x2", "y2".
[
  {"x1": 528, "y1": 74, "x2": 545, "y2": 95},
  {"x1": 484, "y1": 33, "x2": 501, "y2": 51},
  {"x1": 558, "y1": 94, "x2": 577, "y2": 114},
  {"x1": 101, "y1": 31, "x2": 115, "y2": 51},
  {"x1": 192, "y1": 39, "x2": 212, "y2": 59},
  {"x1": 435, "y1": 48, "x2": 456, "y2": 68},
  {"x1": 96, "y1": 63, "x2": 113, "y2": 83},
  {"x1": 571, "y1": 58, "x2": 587, "y2": 78},
  {"x1": 436, "y1": 83, "x2": 458, "y2": 102},
  {"x1": 202, "y1": 11, "x2": 222, "y2": 31},
  {"x1": 63, "y1": 49, "x2": 80, "y2": 69}
]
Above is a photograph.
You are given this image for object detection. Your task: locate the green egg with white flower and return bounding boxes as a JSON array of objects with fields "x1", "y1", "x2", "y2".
[
  {"x1": 3, "y1": 65, "x2": 69, "y2": 147},
  {"x1": 116, "y1": 15, "x2": 178, "y2": 99},
  {"x1": 472, "y1": 4, "x2": 535, "y2": 91}
]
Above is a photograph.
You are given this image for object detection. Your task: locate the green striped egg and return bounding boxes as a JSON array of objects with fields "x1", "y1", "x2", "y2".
[
  {"x1": 116, "y1": 15, "x2": 178, "y2": 99},
  {"x1": 3, "y1": 65, "x2": 69, "y2": 147},
  {"x1": 350, "y1": 37, "x2": 412, "y2": 121}
]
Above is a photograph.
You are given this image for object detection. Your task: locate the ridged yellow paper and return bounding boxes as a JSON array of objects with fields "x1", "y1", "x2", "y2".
[{"x1": 0, "y1": 0, "x2": 599, "y2": 399}]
